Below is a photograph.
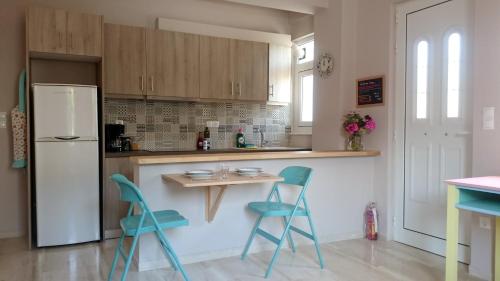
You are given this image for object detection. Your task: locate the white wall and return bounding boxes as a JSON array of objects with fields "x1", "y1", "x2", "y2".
[
  {"x1": 312, "y1": 0, "x2": 393, "y2": 237},
  {"x1": 470, "y1": 0, "x2": 499, "y2": 278}
]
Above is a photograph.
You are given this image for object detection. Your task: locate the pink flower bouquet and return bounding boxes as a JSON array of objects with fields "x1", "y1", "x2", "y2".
[{"x1": 343, "y1": 112, "x2": 376, "y2": 136}]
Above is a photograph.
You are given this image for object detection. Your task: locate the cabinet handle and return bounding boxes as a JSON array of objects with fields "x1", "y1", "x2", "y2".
[
  {"x1": 69, "y1": 33, "x2": 72, "y2": 50},
  {"x1": 231, "y1": 81, "x2": 234, "y2": 97},
  {"x1": 140, "y1": 76, "x2": 144, "y2": 92},
  {"x1": 150, "y1": 76, "x2": 155, "y2": 92},
  {"x1": 238, "y1": 82, "x2": 242, "y2": 97},
  {"x1": 59, "y1": 32, "x2": 63, "y2": 48},
  {"x1": 269, "y1": 85, "x2": 274, "y2": 97}
]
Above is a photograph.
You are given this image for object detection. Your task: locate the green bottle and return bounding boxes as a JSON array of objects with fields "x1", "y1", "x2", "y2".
[{"x1": 236, "y1": 128, "x2": 245, "y2": 148}]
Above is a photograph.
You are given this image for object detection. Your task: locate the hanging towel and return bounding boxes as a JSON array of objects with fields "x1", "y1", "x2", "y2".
[{"x1": 11, "y1": 70, "x2": 26, "y2": 168}]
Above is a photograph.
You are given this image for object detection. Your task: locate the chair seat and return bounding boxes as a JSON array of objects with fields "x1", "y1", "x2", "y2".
[
  {"x1": 248, "y1": 202, "x2": 307, "y2": 217},
  {"x1": 120, "y1": 210, "x2": 188, "y2": 236}
]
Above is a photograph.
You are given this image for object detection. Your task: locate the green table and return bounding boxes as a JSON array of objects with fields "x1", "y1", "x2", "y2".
[{"x1": 445, "y1": 177, "x2": 500, "y2": 281}]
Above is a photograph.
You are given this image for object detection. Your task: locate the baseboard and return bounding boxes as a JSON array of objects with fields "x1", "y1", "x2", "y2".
[
  {"x1": 137, "y1": 231, "x2": 364, "y2": 272},
  {"x1": 0, "y1": 231, "x2": 24, "y2": 239}
]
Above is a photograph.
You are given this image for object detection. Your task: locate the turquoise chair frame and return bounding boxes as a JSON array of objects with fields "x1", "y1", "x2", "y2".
[
  {"x1": 241, "y1": 166, "x2": 324, "y2": 278},
  {"x1": 108, "y1": 174, "x2": 190, "y2": 281}
]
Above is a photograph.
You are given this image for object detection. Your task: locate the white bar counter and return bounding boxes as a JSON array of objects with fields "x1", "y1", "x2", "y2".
[{"x1": 131, "y1": 150, "x2": 380, "y2": 271}]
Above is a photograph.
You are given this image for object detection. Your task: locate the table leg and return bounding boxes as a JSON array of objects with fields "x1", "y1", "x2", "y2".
[
  {"x1": 445, "y1": 184, "x2": 459, "y2": 281},
  {"x1": 496, "y1": 216, "x2": 500, "y2": 281}
]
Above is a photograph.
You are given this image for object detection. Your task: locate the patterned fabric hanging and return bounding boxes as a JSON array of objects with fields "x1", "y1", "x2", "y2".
[{"x1": 11, "y1": 70, "x2": 26, "y2": 168}]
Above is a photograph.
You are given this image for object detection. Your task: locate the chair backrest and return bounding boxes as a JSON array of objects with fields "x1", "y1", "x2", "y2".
[
  {"x1": 110, "y1": 173, "x2": 145, "y2": 203},
  {"x1": 279, "y1": 166, "x2": 313, "y2": 188}
]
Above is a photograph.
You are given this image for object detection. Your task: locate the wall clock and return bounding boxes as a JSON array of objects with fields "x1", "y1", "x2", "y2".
[{"x1": 316, "y1": 53, "x2": 334, "y2": 78}]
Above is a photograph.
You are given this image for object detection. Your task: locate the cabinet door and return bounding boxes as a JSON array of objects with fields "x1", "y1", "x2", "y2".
[
  {"x1": 146, "y1": 30, "x2": 200, "y2": 98},
  {"x1": 28, "y1": 7, "x2": 67, "y2": 54},
  {"x1": 200, "y1": 36, "x2": 233, "y2": 100},
  {"x1": 67, "y1": 11, "x2": 103, "y2": 57},
  {"x1": 104, "y1": 24, "x2": 146, "y2": 96},
  {"x1": 268, "y1": 44, "x2": 291, "y2": 103},
  {"x1": 232, "y1": 39, "x2": 269, "y2": 102}
]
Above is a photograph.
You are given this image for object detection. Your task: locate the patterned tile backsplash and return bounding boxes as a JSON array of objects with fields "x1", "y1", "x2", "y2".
[{"x1": 104, "y1": 99, "x2": 291, "y2": 151}]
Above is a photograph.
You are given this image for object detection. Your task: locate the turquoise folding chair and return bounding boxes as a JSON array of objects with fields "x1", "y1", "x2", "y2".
[
  {"x1": 241, "y1": 166, "x2": 324, "y2": 278},
  {"x1": 108, "y1": 174, "x2": 190, "y2": 281}
]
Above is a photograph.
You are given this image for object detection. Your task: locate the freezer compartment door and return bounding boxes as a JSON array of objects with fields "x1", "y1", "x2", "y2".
[
  {"x1": 33, "y1": 84, "x2": 98, "y2": 140},
  {"x1": 35, "y1": 141, "x2": 100, "y2": 247}
]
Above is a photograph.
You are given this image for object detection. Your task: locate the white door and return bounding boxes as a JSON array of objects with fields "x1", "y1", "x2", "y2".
[
  {"x1": 36, "y1": 141, "x2": 100, "y2": 247},
  {"x1": 33, "y1": 84, "x2": 98, "y2": 140},
  {"x1": 394, "y1": 0, "x2": 472, "y2": 262}
]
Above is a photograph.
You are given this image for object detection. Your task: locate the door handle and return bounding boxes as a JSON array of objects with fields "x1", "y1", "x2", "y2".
[{"x1": 55, "y1": 136, "x2": 80, "y2": 141}]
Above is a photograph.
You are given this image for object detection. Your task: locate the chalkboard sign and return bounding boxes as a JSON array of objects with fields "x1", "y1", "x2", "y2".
[{"x1": 357, "y1": 76, "x2": 384, "y2": 107}]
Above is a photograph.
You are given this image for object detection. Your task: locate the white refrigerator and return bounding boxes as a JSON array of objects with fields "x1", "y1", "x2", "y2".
[{"x1": 33, "y1": 84, "x2": 100, "y2": 247}]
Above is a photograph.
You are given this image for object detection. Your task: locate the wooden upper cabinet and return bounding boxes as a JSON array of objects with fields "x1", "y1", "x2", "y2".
[
  {"x1": 231, "y1": 39, "x2": 269, "y2": 102},
  {"x1": 104, "y1": 23, "x2": 146, "y2": 96},
  {"x1": 28, "y1": 7, "x2": 67, "y2": 54},
  {"x1": 146, "y1": 30, "x2": 200, "y2": 98},
  {"x1": 200, "y1": 36, "x2": 233, "y2": 100},
  {"x1": 268, "y1": 44, "x2": 291, "y2": 103},
  {"x1": 66, "y1": 11, "x2": 103, "y2": 57}
]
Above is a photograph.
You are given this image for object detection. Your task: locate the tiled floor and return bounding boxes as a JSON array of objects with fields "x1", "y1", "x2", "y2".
[{"x1": 0, "y1": 237, "x2": 485, "y2": 281}]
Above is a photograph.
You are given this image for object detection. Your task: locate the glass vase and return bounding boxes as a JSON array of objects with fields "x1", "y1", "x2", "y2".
[{"x1": 346, "y1": 135, "x2": 363, "y2": 151}]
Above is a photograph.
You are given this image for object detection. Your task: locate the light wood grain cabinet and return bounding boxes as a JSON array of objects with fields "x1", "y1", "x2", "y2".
[
  {"x1": 27, "y1": 7, "x2": 102, "y2": 57},
  {"x1": 268, "y1": 44, "x2": 291, "y2": 103},
  {"x1": 66, "y1": 11, "x2": 102, "y2": 57},
  {"x1": 200, "y1": 37, "x2": 269, "y2": 102},
  {"x1": 146, "y1": 30, "x2": 200, "y2": 98},
  {"x1": 200, "y1": 36, "x2": 233, "y2": 100},
  {"x1": 28, "y1": 7, "x2": 67, "y2": 54},
  {"x1": 104, "y1": 23, "x2": 146, "y2": 96},
  {"x1": 231, "y1": 39, "x2": 269, "y2": 102},
  {"x1": 103, "y1": 157, "x2": 131, "y2": 238}
]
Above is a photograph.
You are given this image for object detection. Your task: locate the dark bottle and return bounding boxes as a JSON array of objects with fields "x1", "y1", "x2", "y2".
[
  {"x1": 197, "y1": 132, "x2": 204, "y2": 150},
  {"x1": 203, "y1": 127, "x2": 211, "y2": 150}
]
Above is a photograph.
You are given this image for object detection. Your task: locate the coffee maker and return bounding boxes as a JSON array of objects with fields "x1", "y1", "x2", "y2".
[{"x1": 105, "y1": 123, "x2": 125, "y2": 152}]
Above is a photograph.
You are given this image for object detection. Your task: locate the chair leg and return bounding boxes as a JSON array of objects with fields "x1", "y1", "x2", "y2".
[
  {"x1": 241, "y1": 215, "x2": 263, "y2": 260},
  {"x1": 156, "y1": 230, "x2": 191, "y2": 281},
  {"x1": 282, "y1": 216, "x2": 296, "y2": 253},
  {"x1": 264, "y1": 219, "x2": 293, "y2": 278},
  {"x1": 154, "y1": 231, "x2": 178, "y2": 271},
  {"x1": 120, "y1": 233, "x2": 140, "y2": 281},
  {"x1": 306, "y1": 214, "x2": 324, "y2": 269},
  {"x1": 108, "y1": 233, "x2": 126, "y2": 281}
]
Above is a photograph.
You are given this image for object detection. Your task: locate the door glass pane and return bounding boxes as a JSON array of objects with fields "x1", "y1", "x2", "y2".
[
  {"x1": 297, "y1": 41, "x2": 314, "y2": 64},
  {"x1": 416, "y1": 41, "x2": 429, "y2": 119},
  {"x1": 300, "y1": 73, "x2": 313, "y2": 122},
  {"x1": 447, "y1": 33, "x2": 461, "y2": 118}
]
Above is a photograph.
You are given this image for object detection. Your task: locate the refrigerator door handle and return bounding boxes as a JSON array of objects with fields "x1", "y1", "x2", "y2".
[{"x1": 54, "y1": 136, "x2": 81, "y2": 141}]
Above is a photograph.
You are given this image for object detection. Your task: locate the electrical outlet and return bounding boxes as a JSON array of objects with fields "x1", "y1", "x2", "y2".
[
  {"x1": 479, "y1": 216, "x2": 491, "y2": 230},
  {"x1": 206, "y1": 121, "x2": 219, "y2": 128},
  {"x1": 0, "y1": 112, "x2": 6, "y2": 129}
]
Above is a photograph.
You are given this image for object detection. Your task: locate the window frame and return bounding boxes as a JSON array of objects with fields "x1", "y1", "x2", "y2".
[{"x1": 292, "y1": 34, "x2": 314, "y2": 135}]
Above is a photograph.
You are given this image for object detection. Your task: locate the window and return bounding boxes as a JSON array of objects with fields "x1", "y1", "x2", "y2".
[
  {"x1": 447, "y1": 33, "x2": 461, "y2": 118},
  {"x1": 293, "y1": 35, "x2": 314, "y2": 132},
  {"x1": 416, "y1": 40, "x2": 429, "y2": 119}
]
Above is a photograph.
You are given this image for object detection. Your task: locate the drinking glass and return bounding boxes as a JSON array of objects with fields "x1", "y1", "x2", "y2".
[{"x1": 220, "y1": 163, "x2": 229, "y2": 179}]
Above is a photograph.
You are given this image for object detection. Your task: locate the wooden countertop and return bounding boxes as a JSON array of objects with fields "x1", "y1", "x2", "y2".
[{"x1": 131, "y1": 150, "x2": 380, "y2": 165}]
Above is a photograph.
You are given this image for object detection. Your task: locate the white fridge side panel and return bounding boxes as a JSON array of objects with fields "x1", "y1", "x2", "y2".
[
  {"x1": 35, "y1": 141, "x2": 100, "y2": 247},
  {"x1": 33, "y1": 85, "x2": 98, "y2": 140}
]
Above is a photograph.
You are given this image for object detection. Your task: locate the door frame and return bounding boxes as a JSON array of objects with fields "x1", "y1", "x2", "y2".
[{"x1": 392, "y1": 0, "x2": 470, "y2": 263}]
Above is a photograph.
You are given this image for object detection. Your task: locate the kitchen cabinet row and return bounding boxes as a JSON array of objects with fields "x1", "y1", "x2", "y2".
[
  {"x1": 26, "y1": 6, "x2": 291, "y2": 103},
  {"x1": 104, "y1": 23, "x2": 291, "y2": 103}
]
